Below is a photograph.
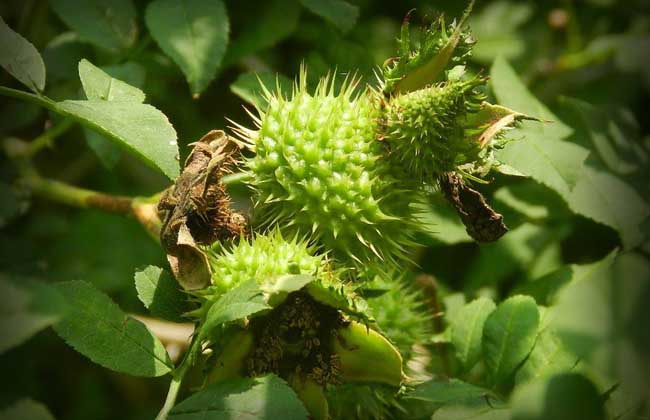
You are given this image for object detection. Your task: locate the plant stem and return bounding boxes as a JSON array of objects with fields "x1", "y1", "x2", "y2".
[
  {"x1": 155, "y1": 336, "x2": 202, "y2": 420},
  {"x1": 0, "y1": 86, "x2": 58, "y2": 111},
  {"x1": 27, "y1": 118, "x2": 75, "y2": 156},
  {"x1": 21, "y1": 173, "x2": 162, "y2": 239}
]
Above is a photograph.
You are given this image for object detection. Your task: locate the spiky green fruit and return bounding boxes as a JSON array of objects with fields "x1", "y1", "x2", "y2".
[
  {"x1": 382, "y1": 77, "x2": 486, "y2": 181},
  {"x1": 208, "y1": 229, "x2": 322, "y2": 293},
  {"x1": 382, "y1": 5, "x2": 475, "y2": 94},
  {"x1": 234, "y1": 72, "x2": 418, "y2": 272},
  {"x1": 365, "y1": 276, "x2": 431, "y2": 363}
]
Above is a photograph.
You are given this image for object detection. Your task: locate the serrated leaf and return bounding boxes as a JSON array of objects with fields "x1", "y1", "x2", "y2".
[
  {"x1": 134, "y1": 266, "x2": 188, "y2": 323},
  {"x1": 56, "y1": 99, "x2": 179, "y2": 179},
  {"x1": 510, "y1": 373, "x2": 606, "y2": 420},
  {"x1": 230, "y1": 72, "x2": 293, "y2": 112},
  {"x1": 300, "y1": 0, "x2": 359, "y2": 33},
  {"x1": 145, "y1": 0, "x2": 229, "y2": 95},
  {"x1": 261, "y1": 274, "x2": 314, "y2": 307},
  {"x1": 0, "y1": 16, "x2": 46, "y2": 92},
  {"x1": 0, "y1": 398, "x2": 55, "y2": 420},
  {"x1": 450, "y1": 297, "x2": 496, "y2": 372},
  {"x1": 482, "y1": 295, "x2": 540, "y2": 387},
  {"x1": 561, "y1": 97, "x2": 648, "y2": 175},
  {"x1": 566, "y1": 162, "x2": 649, "y2": 248},
  {"x1": 49, "y1": 0, "x2": 137, "y2": 52},
  {"x1": 490, "y1": 57, "x2": 589, "y2": 195},
  {"x1": 200, "y1": 280, "x2": 270, "y2": 338},
  {"x1": 223, "y1": 0, "x2": 300, "y2": 67},
  {"x1": 53, "y1": 280, "x2": 173, "y2": 377},
  {"x1": 515, "y1": 329, "x2": 577, "y2": 385},
  {"x1": 403, "y1": 379, "x2": 498, "y2": 418},
  {"x1": 168, "y1": 374, "x2": 309, "y2": 420},
  {"x1": 79, "y1": 59, "x2": 145, "y2": 102},
  {"x1": 0, "y1": 278, "x2": 66, "y2": 354}
]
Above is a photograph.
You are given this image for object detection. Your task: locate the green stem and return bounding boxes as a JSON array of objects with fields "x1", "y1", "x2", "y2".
[
  {"x1": 20, "y1": 173, "x2": 162, "y2": 239},
  {"x1": 221, "y1": 171, "x2": 253, "y2": 186},
  {"x1": 156, "y1": 336, "x2": 202, "y2": 420},
  {"x1": 27, "y1": 118, "x2": 75, "y2": 157},
  {"x1": 0, "y1": 86, "x2": 58, "y2": 111}
]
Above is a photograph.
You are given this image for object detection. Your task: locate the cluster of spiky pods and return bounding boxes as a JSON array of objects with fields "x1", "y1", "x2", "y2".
[{"x1": 172, "y1": 5, "x2": 532, "y2": 419}]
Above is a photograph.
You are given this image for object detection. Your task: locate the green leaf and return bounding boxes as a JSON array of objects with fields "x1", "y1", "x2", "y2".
[
  {"x1": 53, "y1": 280, "x2": 173, "y2": 377},
  {"x1": 450, "y1": 297, "x2": 497, "y2": 372},
  {"x1": 261, "y1": 274, "x2": 315, "y2": 307},
  {"x1": 79, "y1": 59, "x2": 145, "y2": 102},
  {"x1": 469, "y1": 1, "x2": 533, "y2": 63},
  {"x1": 490, "y1": 57, "x2": 589, "y2": 195},
  {"x1": 415, "y1": 195, "x2": 473, "y2": 245},
  {"x1": 402, "y1": 379, "x2": 498, "y2": 418},
  {"x1": 0, "y1": 278, "x2": 66, "y2": 354},
  {"x1": 0, "y1": 398, "x2": 55, "y2": 420},
  {"x1": 168, "y1": 374, "x2": 309, "y2": 420},
  {"x1": 300, "y1": 0, "x2": 359, "y2": 33},
  {"x1": 0, "y1": 16, "x2": 46, "y2": 92},
  {"x1": 145, "y1": 0, "x2": 229, "y2": 96},
  {"x1": 200, "y1": 279, "x2": 270, "y2": 338},
  {"x1": 566, "y1": 162, "x2": 649, "y2": 249},
  {"x1": 561, "y1": 97, "x2": 648, "y2": 175},
  {"x1": 82, "y1": 61, "x2": 147, "y2": 168},
  {"x1": 482, "y1": 295, "x2": 540, "y2": 387},
  {"x1": 134, "y1": 266, "x2": 188, "y2": 323},
  {"x1": 223, "y1": 0, "x2": 300, "y2": 66},
  {"x1": 49, "y1": 0, "x2": 138, "y2": 52},
  {"x1": 56, "y1": 99, "x2": 179, "y2": 179},
  {"x1": 515, "y1": 329, "x2": 578, "y2": 385},
  {"x1": 433, "y1": 403, "x2": 511, "y2": 420},
  {"x1": 510, "y1": 373, "x2": 606, "y2": 420},
  {"x1": 230, "y1": 72, "x2": 293, "y2": 112}
]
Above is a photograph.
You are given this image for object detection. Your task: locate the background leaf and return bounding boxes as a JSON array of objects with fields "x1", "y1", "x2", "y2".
[
  {"x1": 168, "y1": 374, "x2": 309, "y2": 420},
  {"x1": 0, "y1": 278, "x2": 66, "y2": 354},
  {"x1": 49, "y1": 0, "x2": 138, "y2": 52},
  {"x1": 0, "y1": 16, "x2": 46, "y2": 92},
  {"x1": 482, "y1": 295, "x2": 540, "y2": 387},
  {"x1": 79, "y1": 59, "x2": 145, "y2": 103},
  {"x1": 223, "y1": 0, "x2": 300, "y2": 66},
  {"x1": 53, "y1": 281, "x2": 173, "y2": 377},
  {"x1": 450, "y1": 297, "x2": 496, "y2": 372},
  {"x1": 230, "y1": 72, "x2": 293, "y2": 112},
  {"x1": 145, "y1": 0, "x2": 229, "y2": 96},
  {"x1": 300, "y1": 0, "x2": 359, "y2": 33},
  {"x1": 134, "y1": 266, "x2": 188, "y2": 323},
  {"x1": 491, "y1": 57, "x2": 588, "y2": 196},
  {"x1": 199, "y1": 279, "x2": 270, "y2": 338},
  {"x1": 510, "y1": 373, "x2": 606, "y2": 420},
  {"x1": 0, "y1": 398, "x2": 56, "y2": 420},
  {"x1": 56, "y1": 99, "x2": 179, "y2": 179}
]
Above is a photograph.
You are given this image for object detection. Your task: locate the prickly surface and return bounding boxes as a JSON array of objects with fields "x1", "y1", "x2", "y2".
[
  {"x1": 237, "y1": 73, "x2": 417, "y2": 272},
  {"x1": 208, "y1": 229, "x2": 323, "y2": 292},
  {"x1": 382, "y1": 78, "x2": 486, "y2": 181}
]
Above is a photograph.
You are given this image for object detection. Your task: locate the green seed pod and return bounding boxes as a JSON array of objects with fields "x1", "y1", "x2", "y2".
[
  {"x1": 365, "y1": 276, "x2": 431, "y2": 363},
  {"x1": 331, "y1": 320, "x2": 404, "y2": 387},
  {"x1": 288, "y1": 373, "x2": 330, "y2": 420},
  {"x1": 232, "y1": 70, "x2": 419, "y2": 273},
  {"x1": 208, "y1": 229, "x2": 322, "y2": 293},
  {"x1": 205, "y1": 328, "x2": 254, "y2": 384},
  {"x1": 382, "y1": 77, "x2": 486, "y2": 181}
]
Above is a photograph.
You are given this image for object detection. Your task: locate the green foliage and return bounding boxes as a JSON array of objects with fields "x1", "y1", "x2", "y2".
[
  {"x1": 134, "y1": 266, "x2": 189, "y2": 323},
  {"x1": 145, "y1": 0, "x2": 229, "y2": 96},
  {"x1": 1, "y1": 1, "x2": 649, "y2": 419},
  {"x1": 53, "y1": 281, "x2": 173, "y2": 377},
  {"x1": 0, "y1": 16, "x2": 45, "y2": 92},
  {"x1": 49, "y1": 0, "x2": 137, "y2": 52},
  {"x1": 168, "y1": 375, "x2": 309, "y2": 420}
]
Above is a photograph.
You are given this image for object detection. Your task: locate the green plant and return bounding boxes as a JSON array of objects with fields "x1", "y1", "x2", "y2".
[{"x1": 1, "y1": 1, "x2": 649, "y2": 420}]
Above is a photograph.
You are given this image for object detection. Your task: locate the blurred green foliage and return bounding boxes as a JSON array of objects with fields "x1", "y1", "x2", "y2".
[{"x1": 1, "y1": 0, "x2": 649, "y2": 419}]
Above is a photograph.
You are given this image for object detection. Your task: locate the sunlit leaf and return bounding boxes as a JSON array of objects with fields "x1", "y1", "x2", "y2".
[
  {"x1": 0, "y1": 16, "x2": 46, "y2": 92},
  {"x1": 135, "y1": 266, "x2": 189, "y2": 323},
  {"x1": 53, "y1": 281, "x2": 173, "y2": 377},
  {"x1": 450, "y1": 297, "x2": 496, "y2": 372},
  {"x1": 145, "y1": 0, "x2": 229, "y2": 95}
]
